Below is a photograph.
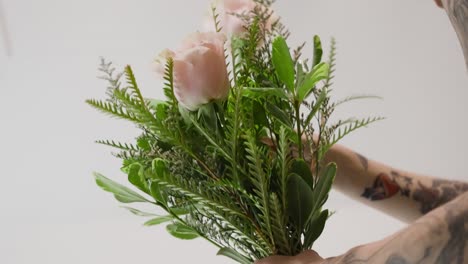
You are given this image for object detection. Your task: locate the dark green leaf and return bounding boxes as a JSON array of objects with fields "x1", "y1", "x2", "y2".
[
  {"x1": 312, "y1": 163, "x2": 336, "y2": 213},
  {"x1": 290, "y1": 159, "x2": 313, "y2": 190},
  {"x1": 253, "y1": 100, "x2": 268, "y2": 127},
  {"x1": 166, "y1": 222, "x2": 199, "y2": 240},
  {"x1": 297, "y1": 62, "x2": 329, "y2": 102},
  {"x1": 272, "y1": 36, "x2": 295, "y2": 91},
  {"x1": 287, "y1": 173, "x2": 314, "y2": 231},
  {"x1": 266, "y1": 102, "x2": 292, "y2": 127},
  {"x1": 94, "y1": 172, "x2": 150, "y2": 203},
  {"x1": 304, "y1": 209, "x2": 328, "y2": 247},
  {"x1": 144, "y1": 215, "x2": 173, "y2": 226},
  {"x1": 217, "y1": 247, "x2": 252, "y2": 264},
  {"x1": 312, "y1": 35, "x2": 323, "y2": 68}
]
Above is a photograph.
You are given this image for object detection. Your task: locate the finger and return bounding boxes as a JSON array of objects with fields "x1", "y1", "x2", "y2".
[{"x1": 434, "y1": 0, "x2": 444, "y2": 8}]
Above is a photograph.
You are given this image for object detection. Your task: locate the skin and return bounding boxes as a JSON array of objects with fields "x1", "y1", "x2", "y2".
[{"x1": 257, "y1": 1, "x2": 468, "y2": 263}]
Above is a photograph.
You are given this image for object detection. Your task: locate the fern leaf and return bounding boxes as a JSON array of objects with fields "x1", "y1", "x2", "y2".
[
  {"x1": 324, "y1": 38, "x2": 337, "y2": 90},
  {"x1": 244, "y1": 132, "x2": 275, "y2": 248},
  {"x1": 321, "y1": 116, "x2": 384, "y2": 159},
  {"x1": 86, "y1": 99, "x2": 140, "y2": 123},
  {"x1": 332, "y1": 94, "x2": 382, "y2": 108},
  {"x1": 96, "y1": 139, "x2": 138, "y2": 151},
  {"x1": 269, "y1": 193, "x2": 291, "y2": 255}
]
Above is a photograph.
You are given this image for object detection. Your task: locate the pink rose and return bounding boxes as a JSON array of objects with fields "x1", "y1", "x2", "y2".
[
  {"x1": 154, "y1": 32, "x2": 230, "y2": 111},
  {"x1": 207, "y1": 0, "x2": 278, "y2": 37}
]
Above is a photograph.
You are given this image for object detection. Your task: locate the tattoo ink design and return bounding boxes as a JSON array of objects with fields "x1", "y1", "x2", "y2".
[
  {"x1": 385, "y1": 254, "x2": 408, "y2": 264},
  {"x1": 362, "y1": 170, "x2": 468, "y2": 214},
  {"x1": 435, "y1": 199, "x2": 468, "y2": 263},
  {"x1": 362, "y1": 173, "x2": 400, "y2": 200}
]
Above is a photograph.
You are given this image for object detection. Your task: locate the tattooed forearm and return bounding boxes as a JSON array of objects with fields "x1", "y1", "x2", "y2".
[
  {"x1": 444, "y1": 0, "x2": 468, "y2": 68},
  {"x1": 362, "y1": 169, "x2": 468, "y2": 215},
  {"x1": 324, "y1": 192, "x2": 468, "y2": 264}
]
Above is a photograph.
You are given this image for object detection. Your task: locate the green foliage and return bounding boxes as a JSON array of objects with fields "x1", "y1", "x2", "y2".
[
  {"x1": 89, "y1": 10, "x2": 382, "y2": 263},
  {"x1": 286, "y1": 173, "x2": 314, "y2": 233},
  {"x1": 94, "y1": 173, "x2": 151, "y2": 203},
  {"x1": 144, "y1": 215, "x2": 173, "y2": 226},
  {"x1": 217, "y1": 247, "x2": 252, "y2": 264},
  {"x1": 166, "y1": 222, "x2": 199, "y2": 240},
  {"x1": 272, "y1": 36, "x2": 295, "y2": 91}
]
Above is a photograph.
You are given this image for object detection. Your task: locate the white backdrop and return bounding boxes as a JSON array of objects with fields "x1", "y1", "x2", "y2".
[{"x1": 1, "y1": 0, "x2": 466, "y2": 263}]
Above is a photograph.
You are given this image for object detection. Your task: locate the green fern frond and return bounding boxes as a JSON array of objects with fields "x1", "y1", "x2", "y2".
[
  {"x1": 210, "y1": 5, "x2": 223, "y2": 33},
  {"x1": 324, "y1": 38, "x2": 337, "y2": 90},
  {"x1": 96, "y1": 139, "x2": 138, "y2": 151},
  {"x1": 86, "y1": 99, "x2": 140, "y2": 123},
  {"x1": 321, "y1": 116, "x2": 384, "y2": 159},
  {"x1": 277, "y1": 127, "x2": 291, "y2": 212},
  {"x1": 151, "y1": 174, "x2": 268, "y2": 254},
  {"x1": 243, "y1": 132, "x2": 274, "y2": 248},
  {"x1": 332, "y1": 94, "x2": 382, "y2": 108},
  {"x1": 163, "y1": 58, "x2": 177, "y2": 106},
  {"x1": 224, "y1": 88, "x2": 243, "y2": 184},
  {"x1": 112, "y1": 88, "x2": 158, "y2": 129},
  {"x1": 269, "y1": 193, "x2": 291, "y2": 255}
]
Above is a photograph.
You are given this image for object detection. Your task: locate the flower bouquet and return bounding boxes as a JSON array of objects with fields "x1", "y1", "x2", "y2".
[{"x1": 88, "y1": 0, "x2": 382, "y2": 262}]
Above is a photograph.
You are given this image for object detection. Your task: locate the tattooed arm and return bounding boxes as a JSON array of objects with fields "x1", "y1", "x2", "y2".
[
  {"x1": 321, "y1": 143, "x2": 468, "y2": 222},
  {"x1": 256, "y1": 192, "x2": 468, "y2": 264},
  {"x1": 439, "y1": 0, "x2": 468, "y2": 69},
  {"x1": 324, "y1": 191, "x2": 468, "y2": 264}
]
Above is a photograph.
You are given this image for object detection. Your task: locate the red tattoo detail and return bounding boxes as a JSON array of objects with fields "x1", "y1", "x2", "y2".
[{"x1": 362, "y1": 173, "x2": 400, "y2": 201}]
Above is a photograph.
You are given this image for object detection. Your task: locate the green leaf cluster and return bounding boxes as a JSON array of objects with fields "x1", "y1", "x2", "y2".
[{"x1": 88, "y1": 11, "x2": 382, "y2": 263}]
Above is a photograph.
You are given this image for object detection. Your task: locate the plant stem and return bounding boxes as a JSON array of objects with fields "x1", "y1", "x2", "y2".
[{"x1": 294, "y1": 100, "x2": 303, "y2": 159}]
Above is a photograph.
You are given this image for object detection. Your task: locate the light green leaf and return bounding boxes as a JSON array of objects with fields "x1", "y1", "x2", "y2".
[
  {"x1": 147, "y1": 98, "x2": 167, "y2": 110},
  {"x1": 312, "y1": 35, "x2": 323, "y2": 68},
  {"x1": 272, "y1": 36, "x2": 295, "y2": 91},
  {"x1": 169, "y1": 206, "x2": 190, "y2": 216},
  {"x1": 287, "y1": 173, "x2": 314, "y2": 231},
  {"x1": 151, "y1": 158, "x2": 168, "y2": 178},
  {"x1": 128, "y1": 163, "x2": 149, "y2": 194},
  {"x1": 149, "y1": 181, "x2": 166, "y2": 205},
  {"x1": 297, "y1": 62, "x2": 329, "y2": 102},
  {"x1": 121, "y1": 206, "x2": 158, "y2": 217},
  {"x1": 144, "y1": 215, "x2": 173, "y2": 226},
  {"x1": 94, "y1": 172, "x2": 150, "y2": 203},
  {"x1": 166, "y1": 223, "x2": 199, "y2": 240},
  {"x1": 217, "y1": 247, "x2": 251, "y2": 264}
]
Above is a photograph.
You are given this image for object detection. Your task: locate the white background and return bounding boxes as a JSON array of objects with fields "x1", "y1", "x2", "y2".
[{"x1": 1, "y1": 0, "x2": 467, "y2": 263}]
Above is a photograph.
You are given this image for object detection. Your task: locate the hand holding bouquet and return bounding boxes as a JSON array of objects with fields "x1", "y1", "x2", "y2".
[{"x1": 88, "y1": 0, "x2": 381, "y2": 262}]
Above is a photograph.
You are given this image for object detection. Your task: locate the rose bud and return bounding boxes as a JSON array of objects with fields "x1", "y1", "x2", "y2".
[{"x1": 154, "y1": 32, "x2": 230, "y2": 111}]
